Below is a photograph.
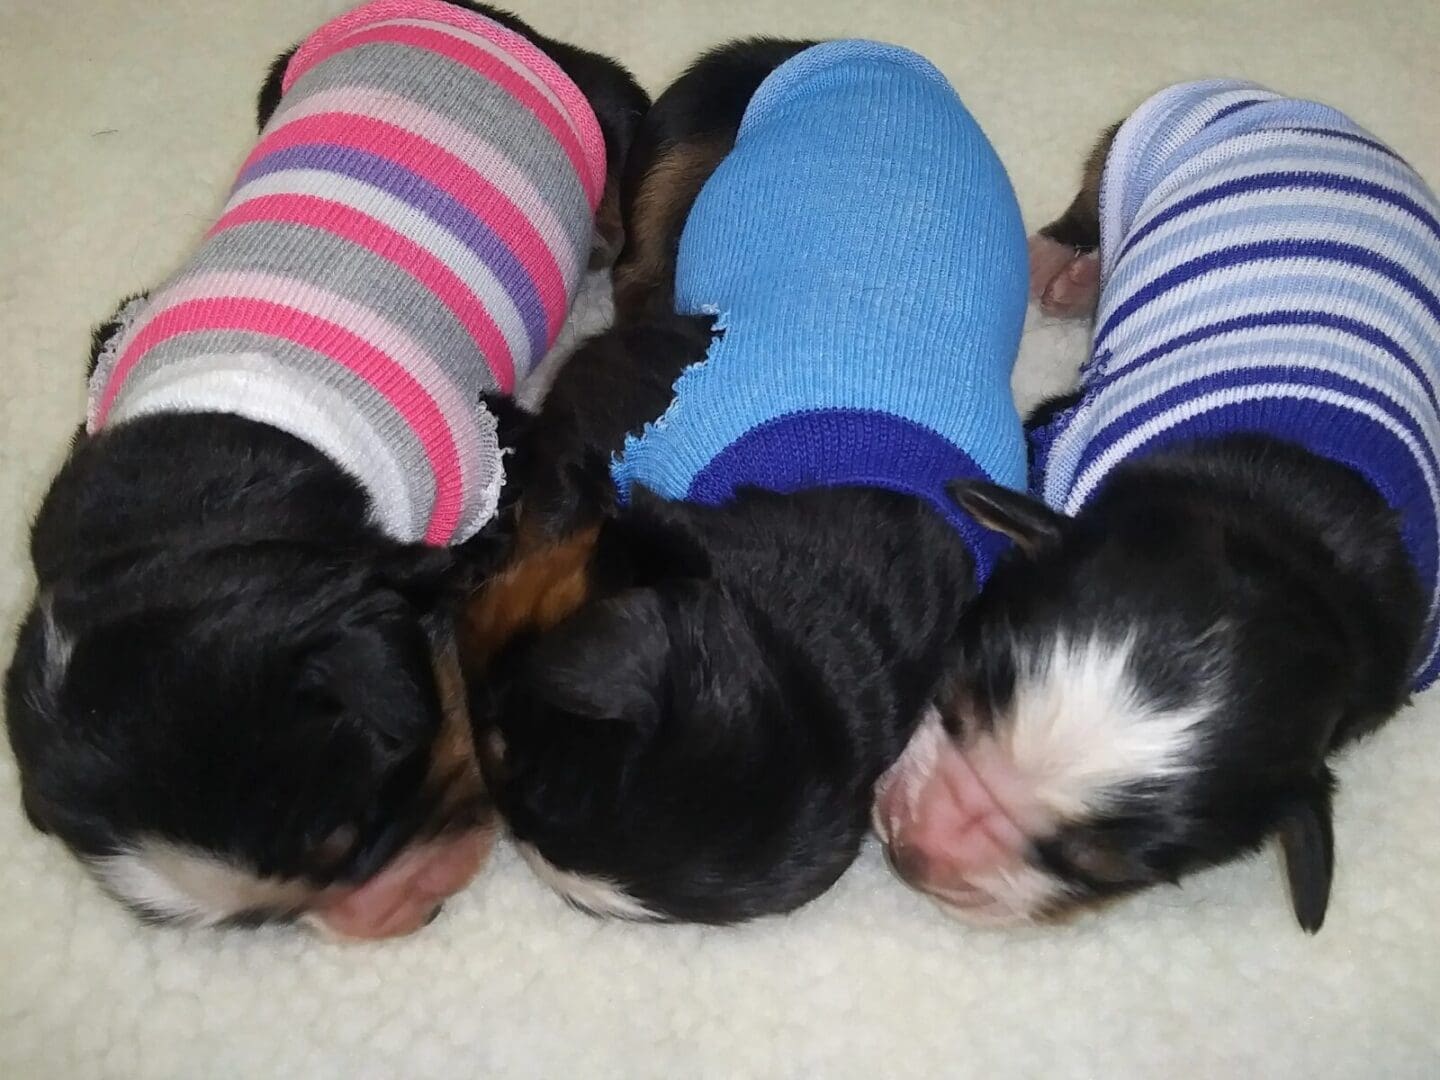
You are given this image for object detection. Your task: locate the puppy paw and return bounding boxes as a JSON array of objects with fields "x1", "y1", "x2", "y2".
[{"x1": 1028, "y1": 234, "x2": 1100, "y2": 319}]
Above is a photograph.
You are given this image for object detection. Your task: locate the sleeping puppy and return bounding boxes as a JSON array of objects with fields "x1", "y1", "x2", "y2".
[
  {"x1": 3, "y1": 0, "x2": 647, "y2": 939},
  {"x1": 472, "y1": 39, "x2": 1030, "y2": 922},
  {"x1": 874, "y1": 80, "x2": 1440, "y2": 931}
]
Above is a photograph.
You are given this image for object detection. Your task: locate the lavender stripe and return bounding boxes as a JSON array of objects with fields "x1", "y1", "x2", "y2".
[
  {"x1": 1070, "y1": 363, "x2": 1440, "y2": 487},
  {"x1": 237, "y1": 143, "x2": 547, "y2": 359},
  {"x1": 1097, "y1": 308, "x2": 1440, "y2": 416},
  {"x1": 1097, "y1": 239, "x2": 1440, "y2": 349},
  {"x1": 1115, "y1": 172, "x2": 1440, "y2": 266}
]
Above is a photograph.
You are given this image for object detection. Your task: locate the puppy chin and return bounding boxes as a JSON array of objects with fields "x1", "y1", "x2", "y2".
[
  {"x1": 514, "y1": 841, "x2": 657, "y2": 921},
  {"x1": 916, "y1": 867, "x2": 1071, "y2": 927},
  {"x1": 89, "y1": 841, "x2": 320, "y2": 928},
  {"x1": 305, "y1": 825, "x2": 497, "y2": 941}
]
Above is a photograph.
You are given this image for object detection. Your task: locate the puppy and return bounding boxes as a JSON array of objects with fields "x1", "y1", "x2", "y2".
[
  {"x1": 874, "y1": 79, "x2": 1440, "y2": 931},
  {"x1": 3, "y1": 0, "x2": 647, "y2": 939},
  {"x1": 473, "y1": 39, "x2": 1030, "y2": 922}
]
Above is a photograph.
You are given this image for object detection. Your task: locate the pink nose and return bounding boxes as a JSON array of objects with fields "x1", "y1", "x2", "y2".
[
  {"x1": 874, "y1": 714, "x2": 1039, "y2": 901},
  {"x1": 312, "y1": 829, "x2": 492, "y2": 941}
]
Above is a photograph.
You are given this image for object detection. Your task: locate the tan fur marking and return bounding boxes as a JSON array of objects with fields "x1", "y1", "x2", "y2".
[
  {"x1": 423, "y1": 640, "x2": 496, "y2": 844},
  {"x1": 613, "y1": 135, "x2": 731, "y2": 322},
  {"x1": 459, "y1": 524, "x2": 601, "y2": 673}
]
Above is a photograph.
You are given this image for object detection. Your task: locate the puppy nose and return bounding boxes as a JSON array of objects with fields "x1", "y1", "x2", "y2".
[
  {"x1": 311, "y1": 829, "x2": 492, "y2": 941},
  {"x1": 886, "y1": 840, "x2": 934, "y2": 890}
]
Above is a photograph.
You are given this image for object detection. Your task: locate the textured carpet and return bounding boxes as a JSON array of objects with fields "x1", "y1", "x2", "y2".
[{"x1": 2, "y1": 1, "x2": 1438, "y2": 1077}]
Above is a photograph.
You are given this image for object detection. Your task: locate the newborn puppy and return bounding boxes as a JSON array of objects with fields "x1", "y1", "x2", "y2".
[
  {"x1": 477, "y1": 40, "x2": 1029, "y2": 922},
  {"x1": 3, "y1": 0, "x2": 646, "y2": 939},
  {"x1": 875, "y1": 80, "x2": 1440, "y2": 931}
]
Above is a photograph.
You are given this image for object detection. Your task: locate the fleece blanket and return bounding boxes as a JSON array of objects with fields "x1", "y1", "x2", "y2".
[{"x1": 1, "y1": 1, "x2": 1437, "y2": 1076}]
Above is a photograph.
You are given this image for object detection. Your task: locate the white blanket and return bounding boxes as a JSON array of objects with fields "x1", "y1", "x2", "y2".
[{"x1": 2, "y1": 1, "x2": 1437, "y2": 1076}]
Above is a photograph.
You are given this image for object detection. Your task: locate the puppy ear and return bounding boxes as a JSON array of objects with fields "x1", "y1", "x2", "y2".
[
  {"x1": 294, "y1": 612, "x2": 438, "y2": 751},
  {"x1": 375, "y1": 545, "x2": 460, "y2": 612},
  {"x1": 1276, "y1": 770, "x2": 1336, "y2": 933},
  {"x1": 948, "y1": 480, "x2": 1066, "y2": 556},
  {"x1": 525, "y1": 589, "x2": 672, "y2": 732},
  {"x1": 601, "y1": 488, "x2": 714, "y2": 584}
]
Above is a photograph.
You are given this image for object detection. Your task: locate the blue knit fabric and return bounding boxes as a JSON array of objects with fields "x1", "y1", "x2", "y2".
[
  {"x1": 611, "y1": 40, "x2": 1029, "y2": 581},
  {"x1": 1031, "y1": 80, "x2": 1440, "y2": 688}
]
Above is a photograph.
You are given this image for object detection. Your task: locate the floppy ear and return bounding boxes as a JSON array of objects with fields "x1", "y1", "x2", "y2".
[
  {"x1": 1276, "y1": 769, "x2": 1336, "y2": 933},
  {"x1": 375, "y1": 545, "x2": 461, "y2": 613},
  {"x1": 525, "y1": 589, "x2": 673, "y2": 734},
  {"x1": 601, "y1": 487, "x2": 714, "y2": 584},
  {"x1": 947, "y1": 480, "x2": 1067, "y2": 556},
  {"x1": 294, "y1": 610, "x2": 440, "y2": 751}
]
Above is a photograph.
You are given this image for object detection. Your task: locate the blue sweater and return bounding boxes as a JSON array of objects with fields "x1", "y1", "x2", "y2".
[
  {"x1": 1031, "y1": 80, "x2": 1440, "y2": 687},
  {"x1": 611, "y1": 40, "x2": 1029, "y2": 580}
]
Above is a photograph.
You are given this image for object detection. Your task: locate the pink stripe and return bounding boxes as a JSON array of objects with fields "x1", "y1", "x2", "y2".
[
  {"x1": 284, "y1": 17, "x2": 603, "y2": 209},
  {"x1": 211, "y1": 194, "x2": 518, "y2": 391},
  {"x1": 99, "y1": 272, "x2": 486, "y2": 471},
  {"x1": 97, "y1": 298, "x2": 466, "y2": 543},
  {"x1": 241, "y1": 111, "x2": 570, "y2": 340},
  {"x1": 283, "y1": 0, "x2": 605, "y2": 203},
  {"x1": 268, "y1": 85, "x2": 585, "y2": 284}
]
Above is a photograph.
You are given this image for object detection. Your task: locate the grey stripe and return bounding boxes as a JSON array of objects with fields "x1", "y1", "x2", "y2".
[
  {"x1": 183, "y1": 222, "x2": 501, "y2": 397},
  {"x1": 116, "y1": 329, "x2": 436, "y2": 522},
  {"x1": 275, "y1": 42, "x2": 592, "y2": 256}
]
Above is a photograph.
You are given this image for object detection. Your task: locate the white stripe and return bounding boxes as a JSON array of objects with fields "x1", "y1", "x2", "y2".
[
  {"x1": 1111, "y1": 186, "x2": 1440, "y2": 287},
  {"x1": 90, "y1": 841, "x2": 315, "y2": 927},
  {"x1": 109, "y1": 356, "x2": 422, "y2": 541},
  {"x1": 1100, "y1": 262, "x2": 1440, "y2": 384},
  {"x1": 1099, "y1": 82, "x2": 1266, "y2": 259},
  {"x1": 262, "y1": 85, "x2": 586, "y2": 287},
  {"x1": 222, "y1": 167, "x2": 534, "y2": 371},
  {"x1": 1110, "y1": 145, "x2": 1431, "y2": 271},
  {"x1": 119, "y1": 269, "x2": 485, "y2": 500},
  {"x1": 360, "y1": 17, "x2": 578, "y2": 141},
  {"x1": 1136, "y1": 137, "x2": 1421, "y2": 225},
  {"x1": 515, "y1": 842, "x2": 656, "y2": 921},
  {"x1": 1083, "y1": 332, "x2": 1439, "y2": 446}
]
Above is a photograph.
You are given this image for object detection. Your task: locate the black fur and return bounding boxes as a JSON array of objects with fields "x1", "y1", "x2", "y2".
[
  {"x1": 478, "y1": 486, "x2": 977, "y2": 922},
  {"x1": 466, "y1": 38, "x2": 977, "y2": 923},
  {"x1": 948, "y1": 433, "x2": 1424, "y2": 930},
  {"x1": 494, "y1": 314, "x2": 717, "y2": 541}
]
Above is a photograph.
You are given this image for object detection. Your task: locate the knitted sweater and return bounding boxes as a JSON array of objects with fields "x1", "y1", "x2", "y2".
[
  {"x1": 87, "y1": 0, "x2": 606, "y2": 545},
  {"x1": 610, "y1": 40, "x2": 1028, "y2": 580},
  {"x1": 1031, "y1": 79, "x2": 1440, "y2": 687}
]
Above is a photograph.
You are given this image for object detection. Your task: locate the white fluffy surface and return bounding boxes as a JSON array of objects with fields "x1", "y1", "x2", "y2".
[{"x1": 2, "y1": 2, "x2": 1438, "y2": 1076}]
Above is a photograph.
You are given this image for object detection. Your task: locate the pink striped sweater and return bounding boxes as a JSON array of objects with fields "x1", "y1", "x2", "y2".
[{"x1": 87, "y1": 0, "x2": 606, "y2": 544}]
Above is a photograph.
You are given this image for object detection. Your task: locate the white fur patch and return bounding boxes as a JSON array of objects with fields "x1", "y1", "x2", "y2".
[
  {"x1": 515, "y1": 842, "x2": 655, "y2": 921},
  {"x1": 89, "y1": 840, "x2": 314, "y2": 926},
  {"x1": 23, "y1": 596, "x2": 75, "y2": 719},
  {"x1": 872, "y1": 705, "x2": 947, "y2": 844},
  {"x1": 1001, "y1": 631, "x2": 1218, "y2": 821},
  {"x1": 930, "y1": 862, "x2": 1072, "y2": 926}
]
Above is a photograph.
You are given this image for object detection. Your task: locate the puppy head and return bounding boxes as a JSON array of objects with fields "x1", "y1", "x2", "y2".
[
  {"x1": 475, "y1": 504, "x2": 863, "y2": 923},
  {"x1": 5, "y1": 544, "x2": 494, "y2": 939},
  {"x1": 874, "y1": 477, "x2": 1356, "y2": 932}
]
